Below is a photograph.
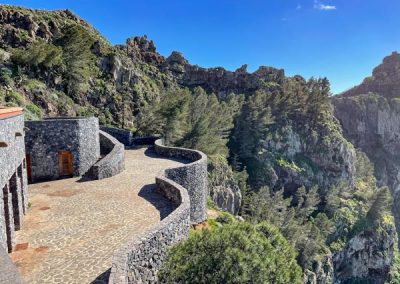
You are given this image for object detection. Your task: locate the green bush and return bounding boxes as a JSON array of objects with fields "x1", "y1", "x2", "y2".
[
  {"x1": 5, "y1": 91, "x2": 24, "y2": 105},
  {"x1": 25, "y1": 103, "x2": 42, "y2": 120},
  {"x1": 159, "y1": 222, "x2": 302, "y2": 284},
  {"x1": 12, "y1": 41, "x2": 63, "y2": 68},
  {"x1": 0, "y1": 67, "x2": 13, "y2": 86}
]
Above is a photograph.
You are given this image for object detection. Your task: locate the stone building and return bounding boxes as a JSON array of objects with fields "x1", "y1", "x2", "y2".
[
  {"x1": 0, "y1": 107, "x2": 28, "y2": 253},
  {"x1": 25, "y1": 117, "x2": 100, "y2": 182},
  {"x1": 0, "y1": 107, "x2": 27, "y2": 283}
]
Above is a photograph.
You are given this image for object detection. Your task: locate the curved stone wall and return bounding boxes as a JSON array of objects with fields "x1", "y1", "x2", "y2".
[
  {"x1": 89, "y1": 131, "x2": 125, "y2": 180},
  {"x1": 108, "y1": 174, "x2": 190, "y2": 284},
  {"x1": 100, "y1": 126, "x2": 133, "y2": 147},
  {"x1": 154, "y1": 139, "x2": 208, "y2": 224},
  {"x1": 108, "y1": 138, "x2": 208, "y2": 284}
]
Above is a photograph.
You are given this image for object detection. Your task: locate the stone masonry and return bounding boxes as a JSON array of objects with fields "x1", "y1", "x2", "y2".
[
  {"x1": 89, "y1": 130, "x2": 125, "y2": 180},
  {"x1": 108, "y1": 138, "x2": 208, "y2": 283},
  {"x1": 25, "y1": 117, "x2": 100, "y2": 181},
  {"x1": 0, "y1": 107, "x2": 28, "y2": 283}
]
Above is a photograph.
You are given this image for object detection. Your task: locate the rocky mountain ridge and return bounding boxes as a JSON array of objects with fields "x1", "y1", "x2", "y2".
[{"x1": 0, "y1": 5, "x2": 398, "y2": 283}]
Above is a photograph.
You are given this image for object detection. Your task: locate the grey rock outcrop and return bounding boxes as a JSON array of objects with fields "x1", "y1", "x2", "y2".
[
  {"x1": 333, "y1": 223, "x2": 396, "y2": 283},
  {"x1": 208, "y1": 159, "x2": 242, "y2": 215},
  {"x1": 332, "y1": 52, "x2": 400, "y2": 244},
  {"x1": 303, "y1": 255, "x2": 334, "y2": 284}
]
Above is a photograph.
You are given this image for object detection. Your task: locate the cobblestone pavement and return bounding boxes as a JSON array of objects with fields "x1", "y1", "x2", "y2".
[{"x1": 10, "y1": 147, "x2": 185, "y2": 284}]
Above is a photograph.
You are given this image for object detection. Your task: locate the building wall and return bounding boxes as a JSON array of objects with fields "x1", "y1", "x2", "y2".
[
  {"x1": 25, "y1": 117, "x2": 100, "y2": 182},
  {"x1": 0, "y1": 111, "x2": 28, "y2": 252}
]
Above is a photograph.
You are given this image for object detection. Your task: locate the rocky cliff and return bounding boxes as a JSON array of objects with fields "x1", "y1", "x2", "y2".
[
  {"x1": 332, "y1": 52, "x2": 400, "y2": 282},
  {"x1": 333, "y1": 222, "x2": 396, "y2": 283},
  {"x1": 332, "y1": 52, "x2": 400, "y2": 239},
  {"x1": 0, "y1": 5, "x2": 397, "y2": 283}
]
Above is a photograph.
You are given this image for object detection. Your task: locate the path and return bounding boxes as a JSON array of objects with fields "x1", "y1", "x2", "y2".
[{"x1": 10, "y1": 147, "x2": 186, "y2": 284}]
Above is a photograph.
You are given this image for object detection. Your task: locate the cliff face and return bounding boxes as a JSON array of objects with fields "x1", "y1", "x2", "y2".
[
  {"x1": 332, "y1": 52, "x2": 400, "y2": 283},
  {"x1": 333, "y1": 222, "x2": 396, "y2": 284},
  {"x1": 332, "y1": 52, "x2": 400, "y2": 241}
]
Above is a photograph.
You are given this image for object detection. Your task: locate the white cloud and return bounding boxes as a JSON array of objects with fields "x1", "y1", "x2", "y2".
[
  {"x1": 314, "y1": 0, "x2": 336, "y2": 10},
  {"x1": 296, "y1": 4, "x2": 302, "y2": 10}
]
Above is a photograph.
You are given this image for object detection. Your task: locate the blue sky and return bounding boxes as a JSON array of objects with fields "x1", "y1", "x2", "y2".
[{"x1": 2, "y1": 0, "x2": 400, "y2": 94}]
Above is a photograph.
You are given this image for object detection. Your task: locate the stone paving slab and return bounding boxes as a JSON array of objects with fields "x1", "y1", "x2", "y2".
[{"x1": 10, "y1": 148, "x2": 185, "y2": 284}]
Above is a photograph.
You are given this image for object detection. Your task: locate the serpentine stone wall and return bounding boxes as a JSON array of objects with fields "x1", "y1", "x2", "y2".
[
  {"x1": 108, "y1": 138, "x2": 208, "y2": 284},
  {"x1": 89, "y1": 130, "x2": 125, "y2": 180},
  {"x1": 154, "y1": 139, "x2": 208, "y2": 224},
  {"x1": 25, "y1": 117, "x2": 100, "y2": 181},
  {"x1": 100, "y1": 126, "x2": 160, "y2": 147},
  {"x1": 109, "y1": 174, "x2": 190, "y2": 284},
  {"x1": 100, "y1": 126, "x2": 133, "y2": 146}
]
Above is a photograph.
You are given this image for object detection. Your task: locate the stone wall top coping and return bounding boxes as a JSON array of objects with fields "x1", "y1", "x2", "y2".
[
  {"x1": 154, "y1": 138, "x2": 207, "y2": 166},
  {"x1": 43, "y1": 116, "x2": 95, "y2": 120}
]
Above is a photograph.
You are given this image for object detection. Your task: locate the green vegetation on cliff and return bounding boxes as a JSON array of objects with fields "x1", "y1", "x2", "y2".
[{"x1": 0, "y1": 5, "x2": 397, "y2": 283}]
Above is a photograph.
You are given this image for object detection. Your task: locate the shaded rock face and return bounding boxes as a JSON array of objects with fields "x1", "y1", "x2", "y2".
[
  {"x1": 255, "y1": 124, "x2": 356, "y2": 196},
  {"x1": 208, "y1": 159, "x2": 242, "y2": 215},
  {"x1": 332, "y1": 53, "x2": 400, "y2": 243},
  {"x1": 303, "y1": 255, "x2": 334, "y2": 284},
  {"x1": 333, "y1": 223, "x2": 396, "y2": 284},
  {"x1": 162, "y1": 57, "x2": 285, "y2": 97}
]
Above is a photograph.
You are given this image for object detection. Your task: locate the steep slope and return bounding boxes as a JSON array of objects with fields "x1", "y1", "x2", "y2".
[
  {"x1": 0, "y1": 5, "x2": 178, "y2": 124},
  {"x1": 0, "y1": 5, "x2": 396, "y2": 283},
  {"x1": 332, "y1": 53, "x2": 400, "y2": 283},
  {"x1": 332, "y1": 52, "x2": 400, "y2": 236}
]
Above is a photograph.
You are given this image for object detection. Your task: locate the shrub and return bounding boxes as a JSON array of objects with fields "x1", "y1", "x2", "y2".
[{"x1": 158, "y1": 222, "x2": 302, "y2": 284}]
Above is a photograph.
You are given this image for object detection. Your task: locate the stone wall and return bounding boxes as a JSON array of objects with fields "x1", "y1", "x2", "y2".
[
  {"x1": 154, "y1": 139, "x2": 208, "y2": 224},
  {"x1": 108, "y1": 138, "x2": 208, "y2": 284},
  {"x1": 89, "y1": 130, "x2": 125, "y2": 180},
  {"x1": 25, "y1": 117, "x2": 100, "y2": 181},
  {"x1": 0, "y1": 111, "x2": 28, "y2": 252},
  {"x1": 108, "y1": 174, "x2": 190, "y2": 284},
  {"x1": 100, "y1": 126, "x2": 133, "y2": 146},
  {"x1": 0, "y1": 247, "x2": 24, "y2": 284},
  {"x1": 100, "y1": 126, "x2": 159, "y2": 147},
  {"x1": 0, "y1": 109, "x2": 27, "y2": 283}
]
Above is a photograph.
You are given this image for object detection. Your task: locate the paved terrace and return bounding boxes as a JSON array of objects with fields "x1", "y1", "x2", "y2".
[{"x1": 10, "y1": 147, "x2": 187, "y2": 284}]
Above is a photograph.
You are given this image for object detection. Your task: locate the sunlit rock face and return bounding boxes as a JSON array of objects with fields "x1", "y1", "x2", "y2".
[{"x1": 332, "y1": 52, "x2": 400, "y2": 245}]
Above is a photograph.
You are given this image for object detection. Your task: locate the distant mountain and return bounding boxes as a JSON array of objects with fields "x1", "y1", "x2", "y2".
[
  {"x1": 340, "y1": 51, "x2": 400, "y2": 98},
  {"x1": 0, "y1": 5, "x2": 397, "y2": 284}
]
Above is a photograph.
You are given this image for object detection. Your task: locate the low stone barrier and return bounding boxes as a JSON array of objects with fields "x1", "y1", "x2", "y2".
[
  {"x1": 100, "y1": 126, "x2": 133, "y2": 146},
  {"x1": 108, "y1": 174, "x2": 190, "y2": 284},
  {"x1": 89, "y1": 131, "x2": 125, "y2": 180},
  {"x1": 154, "y1": 139, "x2": 208, "y2": 224},
  {"x1": 108, "y1": 138, "x2": 208, "y2": 284}
]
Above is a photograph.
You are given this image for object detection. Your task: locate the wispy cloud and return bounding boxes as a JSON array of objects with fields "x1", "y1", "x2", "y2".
[
  {"x1": 296, "y1": 4, "x2": 302, "y2": 10},
  {"x1": 314, "y1": 0, "x2": 336, "y2": 11}
]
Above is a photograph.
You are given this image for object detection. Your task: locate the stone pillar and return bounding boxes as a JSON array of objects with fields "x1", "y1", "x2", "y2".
[
  {"x1": 9, "y1": 173, "x2": 22, "y2": 231},
  {"x1": 0, "y1": 187, "x2": 6, "y2": 251},
  {"x1": 17, "y1": 163, "x2": 28, "y2": 214},
  {"x1": 2, "y1": 183, "x2": 15, "y2": 252}
]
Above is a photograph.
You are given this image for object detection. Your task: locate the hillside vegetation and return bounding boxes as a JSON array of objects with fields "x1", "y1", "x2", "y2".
[{"x1": 0, "y1": 5, "x2": 397, "y2": 283}]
